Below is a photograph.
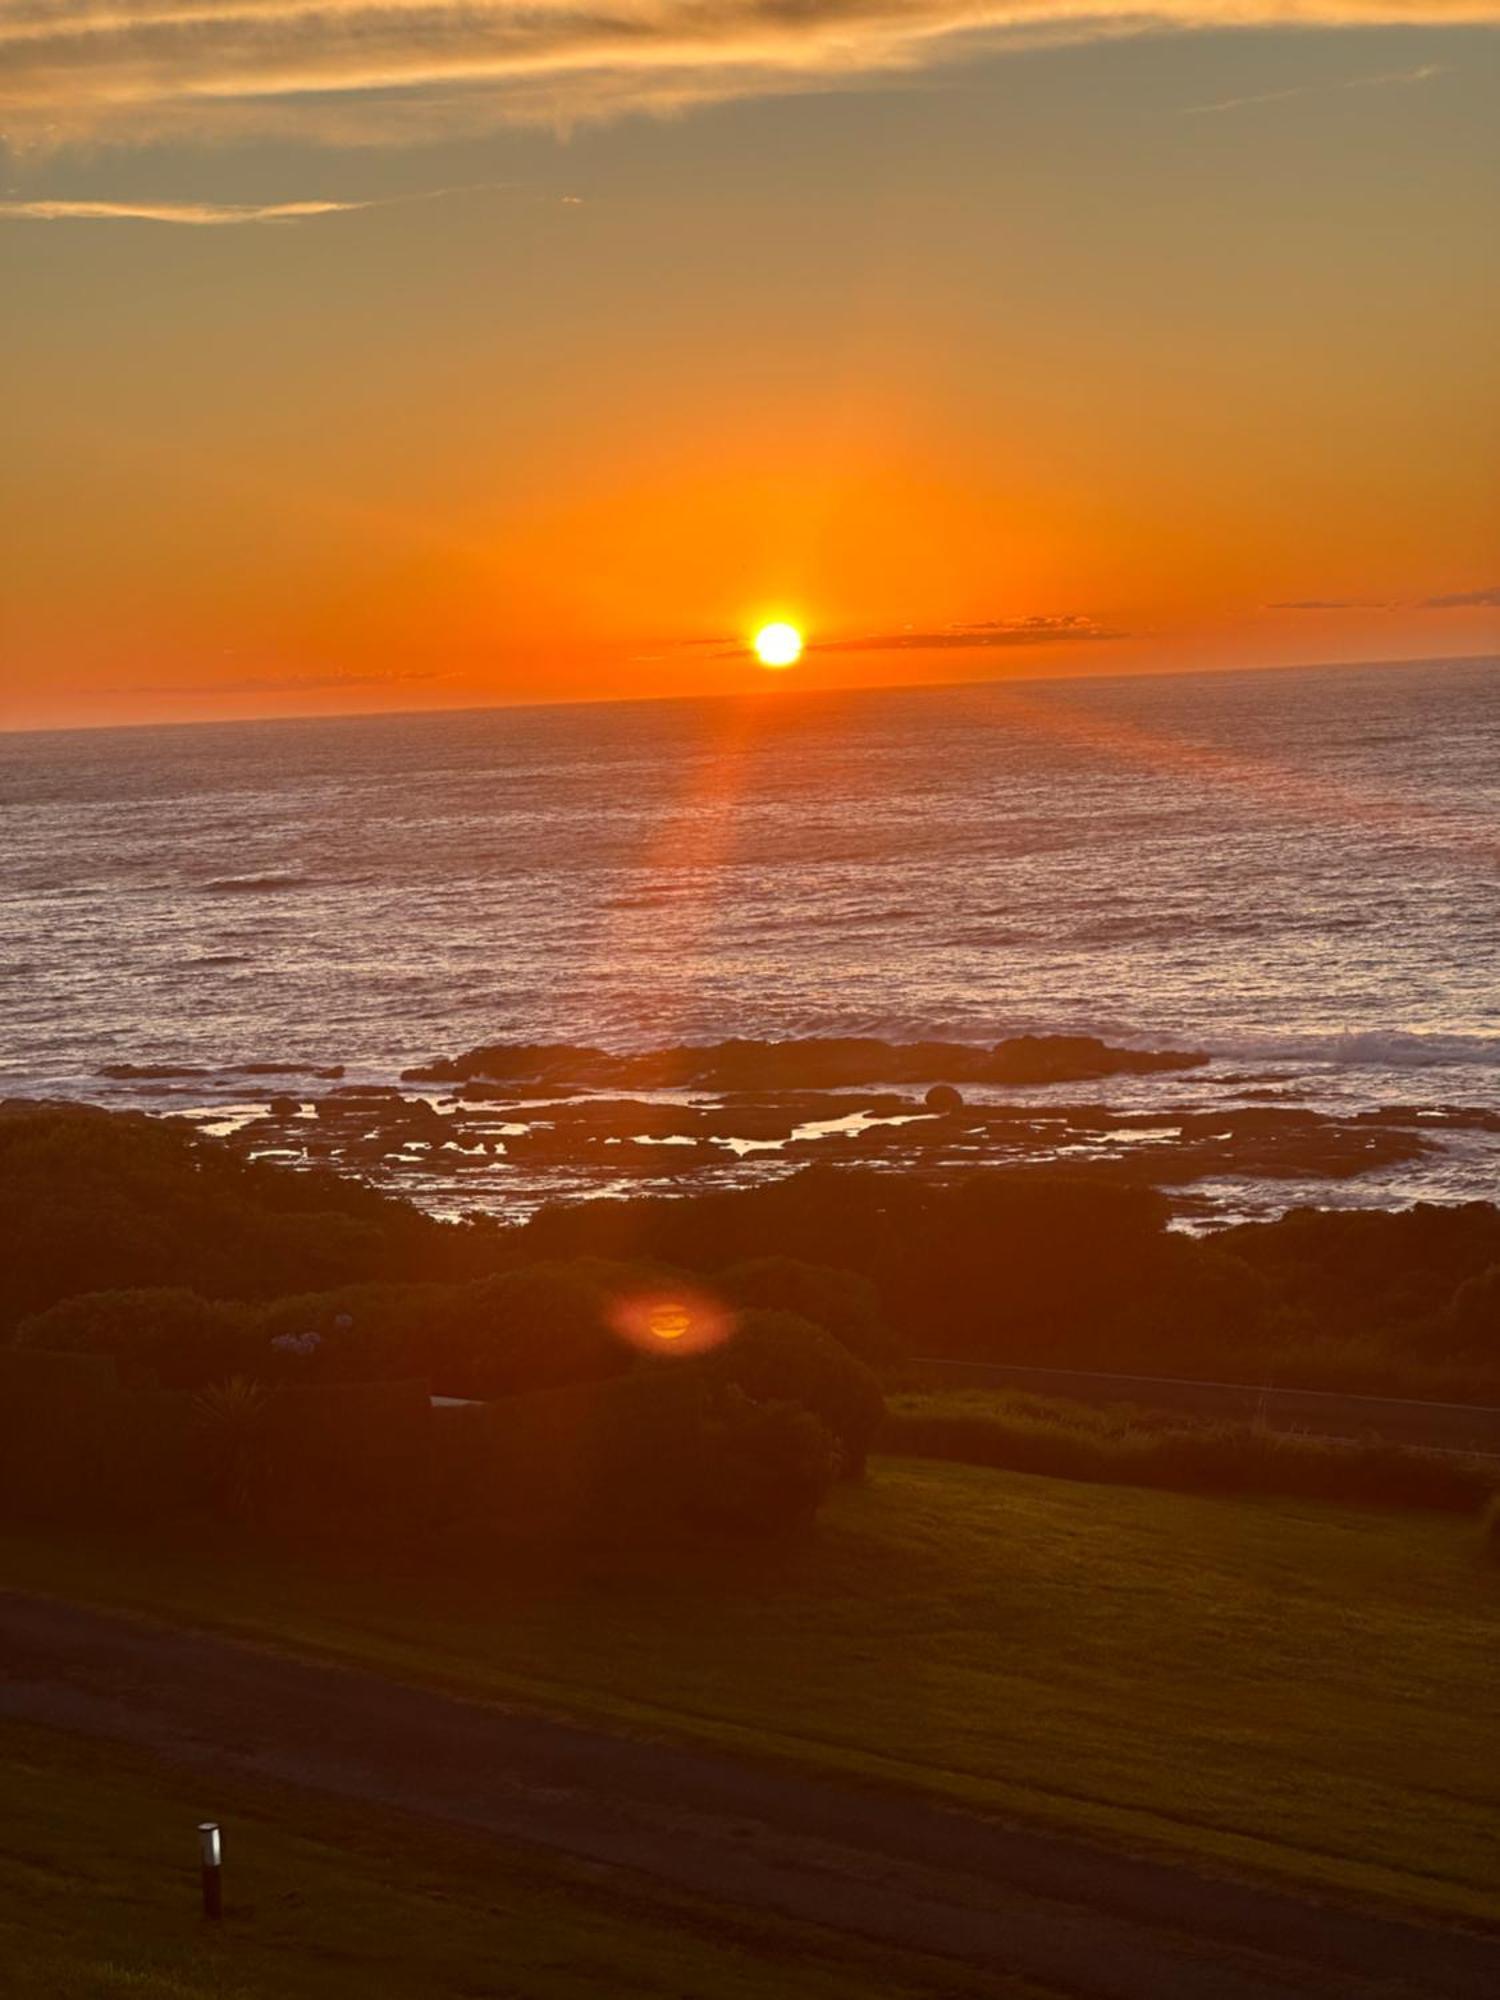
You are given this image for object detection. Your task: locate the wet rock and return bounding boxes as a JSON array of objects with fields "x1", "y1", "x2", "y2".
[
  {"x1": 403, "y1": 1033, "x2": 1208, "y2": 1093},
  {"x1": 98, "y1": 1063, "x2": 213, "y2": 1080}
]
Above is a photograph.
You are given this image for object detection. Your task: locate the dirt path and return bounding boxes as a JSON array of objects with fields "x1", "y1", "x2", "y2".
[{"x1": 2, "y1": 1591, "x2": 1494, "y2": 2000}]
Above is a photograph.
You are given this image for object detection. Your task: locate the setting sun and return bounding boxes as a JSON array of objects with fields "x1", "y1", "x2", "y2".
[{"x1": 753, "y1": 623, "x2": 804, "y2": 670}]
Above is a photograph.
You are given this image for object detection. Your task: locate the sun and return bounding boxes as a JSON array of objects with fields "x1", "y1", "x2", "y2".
[{"x1": 753, "y1": 622, "x2": 804, "y2": 670}]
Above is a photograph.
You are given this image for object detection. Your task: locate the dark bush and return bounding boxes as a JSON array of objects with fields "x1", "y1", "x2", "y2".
[
  {"x1": 1227, "y1": 1202, "x2": 1500, "y2": 1357},
  {"x1": 694, "y1": 1388, "x2": 838, "y2": 1535},
  {"x1": 455, "y1": 1265, "x2": 629, "y2": 1398},
  {"x1": 523, "y1": 1168, "x2": 1500, "y2": 1396},
  {"x1": 878, "y1": 1406, "x2": 1497, "y2": 1514},
  {"x1": 457, "y1": 1371, "x2": 706, "y2": 1537},
  {"x1": 719, "y1": 1257, "x2": 897, "y2": 1364},
  {"x1": 13, "y1": 1100, "x2": 1500, "y2": 1438},
  {"x1": 521, "y1": 1169, "x2": 1198, "y2": 1367},
  {"x1": 254, "y1": 1264, "x2": 633, "y2": 1400},
  {"x1": 1445, "y1": 1265, "x2": 1500, "y2": 1360},
  {"x1": 258, "y1": 1378, "x2": 434, "y2": 1526},
  {"x1": 0, "y1": 1345, "x2": 119, "y2": 1521},
  {"x1": 708, "y1": 1309, "x2": 885, "y2": 1477},
  {"x1": 17, "y1": 1289, "x2": 257, "y2": 1391},
  {"x1": 0, "y1": 1102, "x2": 498, "y2": 1337}
]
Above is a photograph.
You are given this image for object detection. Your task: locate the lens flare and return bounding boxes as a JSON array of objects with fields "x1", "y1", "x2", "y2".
[
  {"x1": 647, "y1": 1302, "x2": 692, "y2": 1342},
  {"x1": 608, "y1": 1286, "x2": 736, "y2": 1358}
]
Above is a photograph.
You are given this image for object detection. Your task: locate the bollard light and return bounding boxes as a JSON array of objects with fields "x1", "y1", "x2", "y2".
[{"x1": 198, "y1": 1821, "x2": 223, "y2": 1920}]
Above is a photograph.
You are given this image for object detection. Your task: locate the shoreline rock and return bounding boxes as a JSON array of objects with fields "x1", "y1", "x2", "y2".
[{"x1": 401, "y1": 1033, "x2": 1209, "y2": 1093}]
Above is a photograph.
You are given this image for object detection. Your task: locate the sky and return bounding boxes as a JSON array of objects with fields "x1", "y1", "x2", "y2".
[{"x1": 2, "y1": 3, "x2": 1498, "y2": 729}]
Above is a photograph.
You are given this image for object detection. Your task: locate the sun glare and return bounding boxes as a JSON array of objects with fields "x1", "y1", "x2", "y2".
[
  {"x1": 607, "y1": 1287, "x2": 736, "y2": 1358},
  {"x1": 753, "y1": 622, "x2": 804, "y2": 669}
]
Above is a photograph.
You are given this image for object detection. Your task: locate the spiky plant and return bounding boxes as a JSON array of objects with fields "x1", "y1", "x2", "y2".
[{"x1": 191, "y1": 1375, "x2": 269, "y2": 1524}]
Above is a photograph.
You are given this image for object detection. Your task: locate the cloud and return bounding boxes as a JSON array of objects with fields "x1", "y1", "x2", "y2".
[
  {"x1": 1187, "y1": 60, "x2": 1444, "y2": 114},
  {"x1": 1422, "y1": 585, "x2": 1500, "y2": 608},
  {"x1": 1269, "y1": 588, "x2": 1500, "y2": 612},
  {"x1": 0, "y1": 4, "x2": 1494, "y2": 151},
  {"x1": 813, "y1": 615, "x2": 1125, "y2": 653},
  {"x1": 1267, "y1": 597, "x2": 1397, "y2": 611},
  {"x1": 118, "y1": 669, "x2": 447, "y2": 693},
  {"x1": 0, "y1": 181, "x2": 508, "y2": 222},
  {"x1": 0, "y1": 196, "x2": 370, "y2": 222}
]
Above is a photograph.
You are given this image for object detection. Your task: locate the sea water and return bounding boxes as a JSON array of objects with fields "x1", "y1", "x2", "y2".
[{"x1": 2, "y1": 655, "x2": 1496, "y2": 1213}]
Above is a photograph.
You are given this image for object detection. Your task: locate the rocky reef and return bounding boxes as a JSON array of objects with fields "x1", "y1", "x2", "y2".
[{"x1": 400, "y1": 1033, "x2": 1208, "y2": 1092}]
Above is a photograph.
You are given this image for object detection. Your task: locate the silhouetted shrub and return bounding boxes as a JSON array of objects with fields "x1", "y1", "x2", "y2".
[
  {"x1": 192, "y1": 1375, "x2": 270, "y2": 1523},
  {"x1": 112, "y1": 1390, "x2": 197, "y2": 1520},
  {"x1": 435, "y1": 1369, "x2": 842, "y2": 1542},
  {"x1": 524, "y1": 1169, "x2": 1500, "y2": 1396},
  {"x1": 11, "y1": 1103, "x2": 1500, "y2": 1416},
  {"x1": 1227, "y1": 1202, "x2": 1500, "y2": 1359},
  {"x1": 465, "y1": 1374, "x2": 662, "y2": 1522},
  {"x1": 259, "y1": 1378, "x2": 434, "y2": 1527},
  {"x1": 17, "y1": 1289, "x2": 257, "y2": 1390},
  {"x1": 0, "y1": 1102, "x2": 497, "y2": 1337},
  {"x1": 694, "y1": 1388, "x2": 838, "y2": 1535},
  {"x1": 708, "y1": 1309, "x2": 885, "y2": 1477},
  {"x1": 0, "y1": 1345, "x2": 119, "y2": 1521},
  {"x1": 1446, "y1": 1265, "x2": 1500, "y2": 1360},
  {"x1": 719, "y1": 1257, "x2": 897, "y2": 1364},
  {"x1": 455, "y1": 1371, "x2": 705, "y2": 1537},
  {"x1": 878, "y1": 1405, "x2": 1496, "y2": 1514},
  {"x1": 254, "y1": 1264, "x2": 635, "y2": 1400},
  {"x1": 454, "y1": 1265, "x2": 629, "y2": 1398}
]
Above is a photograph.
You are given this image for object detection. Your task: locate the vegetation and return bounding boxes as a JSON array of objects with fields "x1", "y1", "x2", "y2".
[
  {"x1": 190, "y1": 1375, "x2": 269, "y2": 1524},
  {"x1": 708, "y1": 1309, "x2": 884, "y2": 1477},
  {"x1": 7, "y1": 1107, "x2": 1500, "y2": 1554},
  {"x1": 0, "y1": 1721, "x2": 1006, "y2": 2000},
  {"x1": 4, "y1": 1460, "x2": 1497, "y2": 1922},
  {"x1": 717, "y1": 1256, "x2": 896, "y2": 1365},
  {"x1": 879, "y1": 1389, "x2": 1499, "y2": 1513},
  {"x1": 8, "y1": 1108, "x2": 1499, "y2": 1405},
  {"x1": 0, "y1": 1102, "x2": 496, "y2": 1337},
  {"x1": 696, "y1": 1386, "x2": 840, "y2": 1534},
  {"x1": 519, "y1": 1167, "x2": 1500, "y2": 1396}
]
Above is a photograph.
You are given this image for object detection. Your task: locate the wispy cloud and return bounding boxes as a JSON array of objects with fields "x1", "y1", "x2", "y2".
[
  {"x1": 1269, "y1": 588, "x2": 1500, "y2": 612},
  {"x1": 0, "y1": 5, "x2": 1493, "y2": 151},
  {"x1": 0, "y1": 196, "x2": 369, "y2": 223},
  {"x1": 1187, "y1": 61, "x2": 1444, "y2": 115},
  {"x1": 0, "y1": 181, "x2": 511, "y2": 223},
  {"x1": 1422, "y1": 585, "x2": 1500, "y2": 608},
  {"x1": 1267, "y1": 597, "x2": 1398, "y2": 611},
  {"x1": 118, "y1": 668, "x2": 448, "y2": 694},
  {"x1": 813, "y1": 616, "x2": 1125, "y2": 653}
]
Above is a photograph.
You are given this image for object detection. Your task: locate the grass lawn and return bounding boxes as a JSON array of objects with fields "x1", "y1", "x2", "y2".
[
  {"x1": 3, "y1": 1460, "x2": 1498, "y2": 1925},
  {"x1": 0, "y1": 1720, "x2": 1041, "y2": 2000}
]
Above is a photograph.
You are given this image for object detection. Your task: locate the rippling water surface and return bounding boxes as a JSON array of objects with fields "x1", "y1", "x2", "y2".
[{"x1": 2, "y1": 656, "x2": 1497, "y2": 1210}]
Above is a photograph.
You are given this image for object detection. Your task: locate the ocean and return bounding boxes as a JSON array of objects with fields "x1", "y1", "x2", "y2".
[{"x1": 3, "y1": 655, "x2": 1496, "y2": 1220}]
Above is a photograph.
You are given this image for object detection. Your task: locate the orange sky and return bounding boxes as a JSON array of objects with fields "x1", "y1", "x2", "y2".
[{"x1": 1, "y1": 10, "x2": 1497, "y2": 729}]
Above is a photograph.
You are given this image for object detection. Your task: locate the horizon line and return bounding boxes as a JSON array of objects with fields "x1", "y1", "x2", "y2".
[{"x1": 3, "y1": 650, "x2": 1495, "y2": 744}]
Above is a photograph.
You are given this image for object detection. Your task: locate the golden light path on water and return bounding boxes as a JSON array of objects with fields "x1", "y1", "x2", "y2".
[{"x1": 578, "y1": 633, "x2": 1493, "y2": 1148}]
